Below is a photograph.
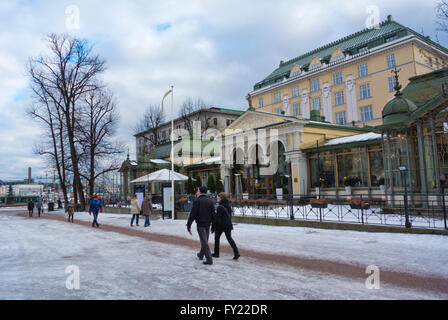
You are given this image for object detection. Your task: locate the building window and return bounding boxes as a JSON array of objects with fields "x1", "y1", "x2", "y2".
[
  {"x1": 292, "y1": 86, "x2": 299, "y2": 98},
  {"x1": 275, "y1": 108, "x2": 283, "y2": 115},
  {"x1": 333, "y1": 55, "x2": 343, "y2": 63},
  {"x1": 385, "y1": 35, "x2": 398, "y2": 43},
  {"x1": 359, "y1": 83, "x2": 371, "y2": 100},
  {"x1": 312, "y1": 97, "x2": 321, "y2": 110},
  {"x1": 226, "y1": 119, "x2": 233, "y2": 126},
  {"x1": 292, "y1": 71, "x2": 300, "y2": 77},
  {"x1": 358, "y1": 63, "x2": 368, "y2": 78},
  {"x1": 258, "y1": 98, "x2": 263, "y2": 108},
  {"x1": 333, "y1": 72, "x2": 343, "y2": 86},
  {"x1": 388, "y1": 76, "x2": 397, "y2": 92},
  {"x1": 310, "y1": 63, "x2": 320, "y2": 71},
  {"x1": 387, "y1": 54, "x2": 396, "y2": 69},
  {"x1": 360, "y1": 105, "x2": 373, "y2": 122},
  {"x1": 358, "y1": 46, "x2": 369, "y2": 54},
  {"x1": 335, "y1": 111, "x2": 347, "y2": 125},
  {"x1": 213, "y1": 118, "x2": 218, "y2": 126},
  {"x1": 311, "y1": 79, "x2": 320, "y2": 92},
  {"x1": 334, "y1": 91, "x2": 345, "y2": 106},
  {"x1": 293, "y1": 103, "x2": 301, "y2": 116},
  {"x1": 274, "y1": 92, "x2": 281, "y2": 103}
]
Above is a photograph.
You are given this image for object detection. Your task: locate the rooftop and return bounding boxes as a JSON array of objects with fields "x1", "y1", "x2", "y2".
[{"x1": 253, "y1": 15, "x2": 448, "y2": 91}]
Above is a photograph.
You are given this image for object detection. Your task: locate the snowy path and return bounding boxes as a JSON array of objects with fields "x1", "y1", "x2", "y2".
[{"x1": 0, "y1": 210, "x2": 447, "y2": 299}]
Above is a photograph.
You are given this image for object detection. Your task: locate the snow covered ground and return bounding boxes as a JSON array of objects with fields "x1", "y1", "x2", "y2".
[{"x1": 0, "y1": 210, "x2": 447, "y2": 300}]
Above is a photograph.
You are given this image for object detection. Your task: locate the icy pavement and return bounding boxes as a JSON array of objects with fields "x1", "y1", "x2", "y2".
[{"x1": 0, "y1": 211, "x2": 447, "y2": 300}]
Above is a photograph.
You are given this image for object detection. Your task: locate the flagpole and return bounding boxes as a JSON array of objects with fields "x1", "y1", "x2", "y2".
[{"x1": 171, "y1": 85, "x2": 175, "y2": 220}]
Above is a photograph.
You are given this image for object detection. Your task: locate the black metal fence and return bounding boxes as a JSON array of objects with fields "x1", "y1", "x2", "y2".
[
  {"x1": 99, "y1": 192, "x2": 448, "y2": 230},
  {"x1": 221, "y1": 193, "x2": 448, "y2": 230}
]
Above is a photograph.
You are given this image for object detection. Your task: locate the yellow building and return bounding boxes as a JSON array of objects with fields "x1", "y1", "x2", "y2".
[{"x1": 247, "y1": 15, "x2": 448, "y2": 127}]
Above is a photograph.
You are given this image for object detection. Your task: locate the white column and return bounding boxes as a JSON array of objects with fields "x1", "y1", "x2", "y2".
[
  {"x1": 345, "y1": 75, "x2": 358, "y2": 124},
  {"x1": 322, "y1": 82, "x2": 333, "y2": 123},
  {"x1": 287, "y1": 151, "x2": 308, "y2": 195},
  {"x1": 300, "y1": 89, "x2": 310, "y2": 120}
]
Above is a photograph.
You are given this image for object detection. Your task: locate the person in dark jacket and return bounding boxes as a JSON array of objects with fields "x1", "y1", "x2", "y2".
[
  {"x1": 141, "y1": 194, "x2": 152, "y2": 227},
  {"x1": 212, "y1": 192, "x2": 240, "y2": 260},
  {"x1": 27, "y1": 200, "x2": 35, "y2": 217},
  {"x1": 187, "y1": 186, "x2": 216, "y2": 265},
  {"x1": 89, "y1": 194, "x2": 103, "y2": 228}
]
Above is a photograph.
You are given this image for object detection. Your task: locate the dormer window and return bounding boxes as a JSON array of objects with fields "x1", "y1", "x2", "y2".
[
  {"x1": 292, "y1": 71, "x2": 300, "y2": 77},
  {"x1": 310, "y1": 63, "x2": 320, "y2": 71},
  {"x1": 332, "y1": 54, "x2": 343, "y2": 63}
]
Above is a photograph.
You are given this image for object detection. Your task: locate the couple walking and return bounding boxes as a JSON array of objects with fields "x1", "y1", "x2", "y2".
[
  {"x1": 187, "y1": 186, "x2": 240, "y2": 265},
  {"x1": 130, "y1": 194, "x2": 152, "y2": 227}
]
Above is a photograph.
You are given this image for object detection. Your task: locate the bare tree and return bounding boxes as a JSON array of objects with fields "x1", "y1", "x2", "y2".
[
  {"x1": 76, "y1": 89, "x2": 124, "y2": 197},
  {"x1": 27, "y1": 86, "x2": 70, "y2": 206},
  {"x1": 135, "y1": 104, "x2": 166, "y2": 152},
  {"x1": 178, "y1": 97, "x2": 212, "y2": 133},
  {"x1": 28, "y1": 33, "x2": 107, "y2": 210}
]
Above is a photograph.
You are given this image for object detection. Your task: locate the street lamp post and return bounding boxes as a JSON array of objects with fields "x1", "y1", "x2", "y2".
[
  {"x1": 441, "y1": 173, "x2": 447, "y2": 230},
  {"x1": 399, "y1": 166, "x2": 412, "y2": 228},
  {"x1": 284, "y1": 174, "x2": 294, "y2": 220}
]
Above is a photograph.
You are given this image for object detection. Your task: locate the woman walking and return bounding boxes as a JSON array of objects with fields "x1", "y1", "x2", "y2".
[
  {"x1": 130, "y1": 194, "x2": 141, "y2": 227},
  {"x1": 66, "y1": 199, "x2": 75, "y2": 223},
  {"x1": 212, "y1": 192, "x2": 240, "y2": 260},
  {"x1": 141, "y1": 194, "x2": 152, "y2": 227}
]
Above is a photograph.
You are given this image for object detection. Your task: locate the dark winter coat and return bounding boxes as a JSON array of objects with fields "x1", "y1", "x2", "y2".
[
  {"x1": 213, "y1": 199, "x2": 233, "y2": 233},
  {"x1": 141, "y1": 198, "x2": 152, "y2": 216},
  {"x1": 187, "y1": 194, "x2": 216, "y2": 230},
  {"x1": 27, "y1": 202, "x2": 34, "y2": 210}
]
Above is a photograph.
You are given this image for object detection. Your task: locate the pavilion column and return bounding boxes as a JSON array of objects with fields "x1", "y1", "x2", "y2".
[
  {"x1": 416, "y1": 121, "x2": 428, "y2": 196},
  {"x1": 245, "y1": 165, "x2": 251, "y2": 197},
  {"x1": 265, "y1": 175, "x2": 271, "y2": 197},
  {"x1": 385, "y1": 131, "x2": 394, "y2": 203},
  {"x1": 430, "y1": 117, "x2": 441, "y2": 193}
]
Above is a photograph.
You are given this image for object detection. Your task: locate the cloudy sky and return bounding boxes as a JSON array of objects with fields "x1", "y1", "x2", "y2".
[{"x1": 0, "y1": 0, "x2": 446, "y2": 181}]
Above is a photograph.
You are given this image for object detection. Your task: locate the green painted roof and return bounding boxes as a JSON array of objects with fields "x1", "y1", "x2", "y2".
[
  {"x1": 208, "y1": 107, "x2": 245, "y2": 115},
  {"x1": 376, "y1": 68, "x2": 448, "y2": 131},
  {"x1": 382, "y1": 93, "x2": 418, "y2": 125},
  {"x1": 254, "y1": 16, "x2": 448, "y2": 91},
  {"x1": 148, "y1": 139, "x2": 220, "y2": 160}
]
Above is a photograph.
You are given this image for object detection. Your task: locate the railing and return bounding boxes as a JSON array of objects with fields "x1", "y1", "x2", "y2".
[
  {"x1": 222, "y1": 193, "x2": 448, "y2": 230},
  {"x1": 99, "y1": 192, "x2": 448, "y2": 230}
]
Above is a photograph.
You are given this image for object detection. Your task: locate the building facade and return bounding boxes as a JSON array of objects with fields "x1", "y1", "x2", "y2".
[
  {"x1": 247, "y1": 15, "x2": 448, "y2": 127},
  {"x1": 135, "y1": 107, "x2": 244, "y2": 161}
]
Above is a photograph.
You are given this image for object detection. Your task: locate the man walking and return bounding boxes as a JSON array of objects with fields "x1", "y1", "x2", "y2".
[
  {"x1": 89, "y1": 194, "x2": 103, "y2": 228},
  {"x1": 187, "y1": 186, "x2": 215, "y2": 265}
]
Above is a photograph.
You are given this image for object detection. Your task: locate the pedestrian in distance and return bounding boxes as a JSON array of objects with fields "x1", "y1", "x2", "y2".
[
  {"x1": 130, "y1": 194, "x2": 141, "y2": 227},
  {"x1": 27, "y1": 200, "x2": 35, "y2": 217},
  {"x1": 66, "y1": 199, "x2": 75, "y2": 223},
  {"x1": 141, "y1": 194, "x2": 152, "y2": 227},
  {"x1": 36, "y1": 199, "x2": 43, "y2": 217},
  {"x1": 89, "y1": 194, "x2": 103, "y2": 228},
  {"x1": 212, "y1": 192, "x2": 240, "y2": 260},
  {"x1": 187, "y1": 186, "x2": 216, "y2": 265}
]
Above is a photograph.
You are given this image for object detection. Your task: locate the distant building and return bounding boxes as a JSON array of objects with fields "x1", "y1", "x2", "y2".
[{"x1": 134, "y1": 107, "x2": 245, "y2": 161}]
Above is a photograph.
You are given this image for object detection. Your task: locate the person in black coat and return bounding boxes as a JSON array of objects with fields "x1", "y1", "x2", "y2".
[
  {"x1": 212, "y1": 192, "x2": 240, "y2": 260},
  {"x1": 27, "y1": 200, "x2": 35, "y2": 217},
  {"x1": 187, "y1": 186, "x2": 216, "y2": 265}
]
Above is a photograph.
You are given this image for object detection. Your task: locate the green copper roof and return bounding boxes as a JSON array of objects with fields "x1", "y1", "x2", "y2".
[
  {"x1": 382, "y1": 93, "x2": 418, "y2": 125},
  {"x1": 254, "y1": 16, "x2": 448, "y2": 91}
]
